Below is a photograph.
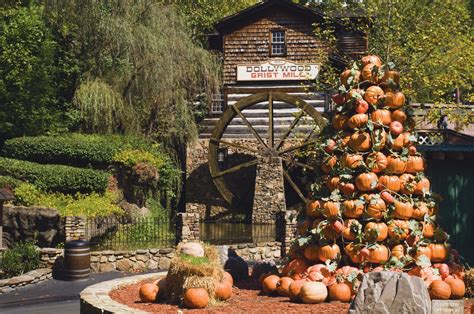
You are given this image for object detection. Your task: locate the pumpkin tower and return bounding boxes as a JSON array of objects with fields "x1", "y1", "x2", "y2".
[{"x1": 278, "y1": 55, "x2": 466, "y2": 301}]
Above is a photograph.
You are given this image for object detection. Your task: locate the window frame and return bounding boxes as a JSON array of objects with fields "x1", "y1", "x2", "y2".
[{"x1": 269, "y1": 29, "x2": 287, "y2": 57}]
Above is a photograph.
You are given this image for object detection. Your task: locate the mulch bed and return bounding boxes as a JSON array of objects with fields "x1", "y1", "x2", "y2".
[{"x1": 109, "y1": 278, "x2": 474, "y2": 314}]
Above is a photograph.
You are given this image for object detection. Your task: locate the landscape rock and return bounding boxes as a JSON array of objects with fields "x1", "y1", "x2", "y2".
[
  {"x1": 224, "y1": 254, "x2": 249, "y2": 282},
  {"x1": 349, "y1": 271, "x2": 431, "y2": 314},
  {"x1": 179, "y1": 242, "x2": 204, "y2": 257},
  {"x1": 216, "y1": 245, "x2": 229, "y2": 266},
  {"x1": 250, "y1": 260, "x2": 278, "y2": 280}
]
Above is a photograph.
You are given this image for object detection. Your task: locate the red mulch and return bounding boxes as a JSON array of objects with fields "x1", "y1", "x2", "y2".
[{"x1": 110, "y1": 279, "x2": 473, "y2": 314}]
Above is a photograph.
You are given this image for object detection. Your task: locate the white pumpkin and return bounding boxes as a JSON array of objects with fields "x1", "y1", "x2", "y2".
[
  {"x1": 180, "y1": 242, "x2": 204, "y2": 257},
  {"x1": 300, "y1": 282, "x2": 328, "y2": 304}
]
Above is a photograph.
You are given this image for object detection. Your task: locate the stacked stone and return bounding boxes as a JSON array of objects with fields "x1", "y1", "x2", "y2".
[
  {"x1": 288, "y1": 55, "x2": 463, "y2": 290},
  {"x1": 176, "y1": 212, "x2": 200, "y2": 243},
  {"x1": 64, "y1": 216, "x2": 86, "y2": 241}
]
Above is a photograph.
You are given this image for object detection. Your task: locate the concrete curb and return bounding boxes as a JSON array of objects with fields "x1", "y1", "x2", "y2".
[{"x1": 79, "y1": 271, "x2": 167, "y2": 314}]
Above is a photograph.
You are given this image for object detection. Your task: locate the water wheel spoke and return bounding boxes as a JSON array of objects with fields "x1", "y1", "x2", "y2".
[
  {"x1": 274, "y1": 110, "x2": 304, "y2": 150},
  {"x1": 230, "y1": 104, "x2": 268, "y2": 148},
  {"x1": 283, "y1": 158, "x2": 315, "y2": 171},
  {"x1": 210, "y1": 138, "x2": 258, "y2": 154},
  {"x1": 212, "y1": 159, "x2": 258, "y2": 179},
  {"x1": 278, "y1": 141, "x2": 316, "y2": 155},
  {"x1": 283, "y1": 170, "x2": 308, "y2": 205},
  {"x1": 268, "y1": 93, "x2": 274, "y2": 147}
]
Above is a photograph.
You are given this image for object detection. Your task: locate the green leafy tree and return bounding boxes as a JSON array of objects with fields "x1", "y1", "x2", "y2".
[{"x1": 0, "y1": 4, "x2": 79, "y2": 141}]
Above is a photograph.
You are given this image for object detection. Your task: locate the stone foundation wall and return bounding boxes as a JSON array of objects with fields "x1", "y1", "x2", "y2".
[
  {"x1": 90, "y1": 248, "x2": 176, "y2": 273},
  {"x1": 39, "y1": 247, "x2": 63, "y2": 268},
  {"x1": 227, "y1": 241, "x2": 282, "y2": 261}
]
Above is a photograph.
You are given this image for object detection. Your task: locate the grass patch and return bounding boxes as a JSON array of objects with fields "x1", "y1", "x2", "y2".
[{"x1": 180, "y1": 254, "x2": 210, "y2": 266}]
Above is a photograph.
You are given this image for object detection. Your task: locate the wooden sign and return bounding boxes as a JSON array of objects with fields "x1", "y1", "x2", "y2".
[{"x1": 237, "y1": 59, "x2": 319, "y2": 81}]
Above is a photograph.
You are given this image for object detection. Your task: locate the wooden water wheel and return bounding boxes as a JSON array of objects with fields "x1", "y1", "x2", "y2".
[{"x1": 208, "y1": 92, "x2": 327, "y2": 209}]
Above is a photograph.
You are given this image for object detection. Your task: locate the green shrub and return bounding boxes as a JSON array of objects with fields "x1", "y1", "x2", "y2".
[
  {"x1": 113, "y1": 149, "x2": 166, "y2": 169},
  {"x1": 0, "y1": 175, "x2": 23, "y2": 189},
  {"x1": 0, "y1": 157, "x2": 109, "y2": 194},
  {"x1": 2, "y1": 133, "x2": 152, "y2": 168},
  {"x1": 13, "y1": 183, "x2": 123, "y2": 217},
  {"x1": 1, "y1": 241, "x2": 40, "y2": 279}
]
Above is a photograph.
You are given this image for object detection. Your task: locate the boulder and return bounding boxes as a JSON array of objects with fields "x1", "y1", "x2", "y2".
[
  {"x1": 180, "y1": 242, "x2": 204, "y2": 257},
  {"x1": 251, "y1": 260, "x2": 278, "y2": 280},
  {"x1": 216, "y1": 245, "x2": 229, "y2": 266},
  {"x1": 2, "y1": 205, "x2": 63, "y2": 248},
  {"x1": 349, "y1": 271, "x2": 431, "y2": 314}
]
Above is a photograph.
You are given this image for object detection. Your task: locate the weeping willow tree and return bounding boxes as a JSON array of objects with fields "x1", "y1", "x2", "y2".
[{"x1": 44, "y1": 0, "x2": 220, "y2": 145}]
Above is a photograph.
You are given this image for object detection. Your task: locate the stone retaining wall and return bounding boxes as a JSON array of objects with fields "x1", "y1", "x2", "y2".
[
  {"x1": 0, "y1": 268, "x2": 52, "y2": 294},
  {"x1": 39, "y1": 247, "x2": 63, "y2": 268}
]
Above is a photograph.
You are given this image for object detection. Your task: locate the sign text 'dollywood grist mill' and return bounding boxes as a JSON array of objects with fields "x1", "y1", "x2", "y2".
[{"x1": 237, "y1": 59, "x2": 319, "y2": 81}]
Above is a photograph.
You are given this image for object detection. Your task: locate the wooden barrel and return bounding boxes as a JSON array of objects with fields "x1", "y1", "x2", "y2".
[{"x1": 64, "y1": 240, "x2": 90, "y2": 280}]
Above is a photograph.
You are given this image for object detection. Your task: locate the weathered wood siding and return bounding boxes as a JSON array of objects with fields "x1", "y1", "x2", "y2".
[{"x1": 222, "y1": 10, "x2": 328, "y2": 85}]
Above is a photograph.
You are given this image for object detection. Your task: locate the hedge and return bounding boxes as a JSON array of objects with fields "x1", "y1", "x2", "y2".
[
  {"x1": 2, "y1": 133, "x2": 156, "y2": 168},
  {"x1": 0, "y1": 157, "x2": 109, "y2": 194},
  {"x1": 0, "y1": 175, "x2": 23, "y2": 189}
]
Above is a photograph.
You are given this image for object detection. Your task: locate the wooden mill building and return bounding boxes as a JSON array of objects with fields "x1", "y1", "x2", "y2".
[{"x1": 200, "y1": 0, "x2": 367, "y2": 138}]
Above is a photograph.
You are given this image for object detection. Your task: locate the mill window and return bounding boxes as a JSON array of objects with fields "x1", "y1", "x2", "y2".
[{"x1": 271, "y1": 30, "x2": 286, "y2": 56}]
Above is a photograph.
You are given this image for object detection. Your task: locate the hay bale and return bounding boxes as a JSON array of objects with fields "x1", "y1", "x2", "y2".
[{"x1": 164, "y1": 245, "x2": 224, "y2": 304}]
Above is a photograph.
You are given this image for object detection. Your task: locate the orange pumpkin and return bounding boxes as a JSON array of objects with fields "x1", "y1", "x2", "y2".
[
  {"x1": 139, "y1": 283, "x2": 159, "y2": 303},
  {"x1": 365, "y1": 194, "x2": 387, "y2": 219},
  {"x1": 413, "y1": 202, "x2": 428, "y2": 220},
  {"x1": 364, "y1": 221, "x2": 388, "y2": 242},
  {"x1": 262, "y1": 275, "x2": 280, "y2": 294},
  {"x1": 340, "y1": 182, "x2": 356, "y2": 196},
  {"x1": 318, "y1": 244, "x2": 341, "y2": 262},
  {"x1": 223, "y1": 272, "x2": 233, "y2": 285},
  {"x1": 386, "y1": 156, "x2": 407, "y2": 174},
  {"x1": 367, "y1": 245, "x2": 389, "y2": 264},
  {"x1": 380, "y1": 69, "x2": 400, "y2": 85},
  {"x1": 344, "y1": 243, "x2": 364, "y2": 264},
  {"x1": 342, "y1": 199, "x2": 365, "y2": 218},
  {"x1": 321, "y1": 201, "x2": 341, "y2": 218},
  {"x1": 306, "y1": 200, "x2": 322, "y2": 218},
  {"x1": 215, "y1": 280, "x2": 232, "y2": 300},
  {"x1": 391, "y1": 244, "x2": 405, "y2": 259},
  {"x1": 300, "y1": 282, "x2": 328, "y2": 304},
  {"x1": 355, "y1": 172, "x2": 378, "y2": 192},
  {"x1": 390, "y1": 133, "x2": 406, "y2": 151},
  {"x1": 340, "y1": 132, "x2": 352, "y2": 148},
  {"x1": 391, "y1": 109, "x2": 407, "y2": 123},
  {"x1": 364, "y1": 85, "x2": 384, "y2": 105},
  {"x1": 371, "y1": 109, "x2": 392, "y2": 126},
  {"x1": 377, "y1": 175, "x2": 401, "y2": 192},
  {"x1": 342, "y1": 219, "x2": 361, "y2": 241},
  {"x1": 288, "y1": 279, "x2": 307, "y2": 302},
  {"x1": 414, "y1": 177, "x2": 430, "y2": 195},
  {"x1": 281, "y1": 259, "x2": 310, "y2": 280},
  {"x1": 276, "y1": 277, "x2": 294, "y2": 297},
  {"x1": 444, "y1": 278, "x2": 465, "y2": 299},
  {"x1": 349, "y1": 131, "x2": 372, "y2": 152},
  {"x1": 184, "y1": 288, "x2": 209, "y2": 309},
  {"x1": 393, "y1": 201, "x2": 414, "y2": 219},
  {"x1": 304, "y1": 245, "x2": 320, "y2": 262},
  {"x1": 385, "y1": 91, "x2": 405, "y2": 109},
  {"x1": 429, "y1": 243, "x2": 449, "y2": 262},
  {"x1": 416, "y1": 246, "x2": 432, "y2": 260},
  {"x1": 361, "y1": 63, "x2": 380, "y2": 83},
  {"x1": 321, "y1": 155, "x2": 337, "y2": 174},
  {"x1": 332, "y1": 114, "x2": 350, "y2": 130},
  {"x1": 399, "y1": 173, "x2": 416, "y2": 194},
  {"x1": 340, "y1": 69, "x2": 360, "y2": 87},
  {"x1": 406, "y1": 156, "x2": 424, "y2": 173},
  {"x1": 366, "y1": 152, "x2": 388, "y2": 173},
  {"x1": 297, "y1": 219, "x2": 312, "y2": 234},
  {"x1": 361, "y1": 55, "x2": 382, "y2": 67},
  {"x1": 423, "y1": 222, "x2": 436, "y2": 238},
  {"x1": 326, "y1": 176, "x2": 340, "y2": 191},
  {"x1": 429, "y1": 280, "x2": 451, "y2": 300},
  {"x1": 388, "y1": 220, "x2": 410, "y2": 240},
  {"x1": 348, "y1": 113, "x2": 368, "y2": 129},
  {"x1": 328, "y1": 282, "x2": 352, "y2": 302},
  {"x1": 341, "y1": 153, "x2": 363, "y2": 169}
]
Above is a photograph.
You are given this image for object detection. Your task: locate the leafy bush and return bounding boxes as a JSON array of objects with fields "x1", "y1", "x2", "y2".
[
  {"x1": 0, "y1": 175, "x2": 22, "y2": 189},
  {"x1": 113, "y1": 149, "x2": 165, "y2": 169},
  {"x1": 13, "y1": 183, "x2": 123, "y2": 217},
  {"x1": 0, "y1": 157, "x2": 109, "y2": 194},
  {"x1": 2, "y1": 133, "x2": 154, "y2": 168},
  {"x1": 1, "y1": 241, "x2": 40, "y2": 279}
]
